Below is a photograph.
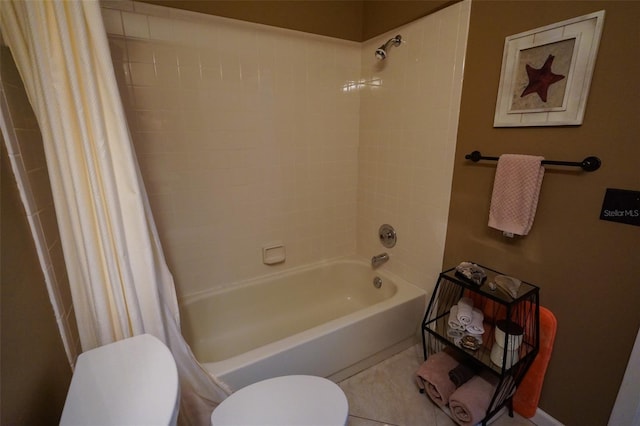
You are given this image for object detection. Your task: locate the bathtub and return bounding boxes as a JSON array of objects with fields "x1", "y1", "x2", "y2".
[{"x1": 180, "y1": 257, "x2": 426, "y2": 391}]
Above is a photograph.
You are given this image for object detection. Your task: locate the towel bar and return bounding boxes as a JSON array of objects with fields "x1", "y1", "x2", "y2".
[{"x1": 465, "y1": 150, "x2": 601, "y2": 172}]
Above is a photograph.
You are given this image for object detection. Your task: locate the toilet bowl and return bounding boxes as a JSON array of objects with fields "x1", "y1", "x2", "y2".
[
  {"x1": 60, "y1": 334, "x2": 179, "y2": 426},
  {"x1": 210, "y1": 375, "x2": 349, "y2": 426}
]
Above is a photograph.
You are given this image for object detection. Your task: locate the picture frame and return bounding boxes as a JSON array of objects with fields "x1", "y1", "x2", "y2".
[{"x1": 493, "y1": 10, "x2": 605, "y2": 127}]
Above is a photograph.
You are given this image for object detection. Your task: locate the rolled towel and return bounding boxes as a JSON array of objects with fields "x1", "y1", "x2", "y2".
[
  {"x1": 448, "y1": 363, "x2": 475, "y2": 388},
  {"x1": 466, "y1": 308, "x2": 485, "y2": 335},
  {"x1": 457, "y1": 297, "x2": 474, "y2": 325},
  {"x1": 448, "y1": 305, "x2": 466, "y2": 331},
  {"x1": 415, "y1": 351, "x2": 459, "y2": 407},
  {"x1": 449, "y1": 375, "x2": 498, "y2": 426}
]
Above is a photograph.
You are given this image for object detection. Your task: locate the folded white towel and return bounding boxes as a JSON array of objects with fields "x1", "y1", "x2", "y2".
[
  {"x1": 466, "y1": 308, "x2": 485, "y2": 335},
  {"x1": 457, "y1": 297, "x2": 474, "y2": 325},
  {"x1": 448, "y1": 305, "x2": 466, "y2": 331},
  {"x1": 488, "y1": 154, "x2": 545, "y2": 236}
]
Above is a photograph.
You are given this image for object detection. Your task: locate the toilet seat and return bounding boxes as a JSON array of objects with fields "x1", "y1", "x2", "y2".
[
  {"x1": 60, "y1": 334, "x2": 179, "y2": 426},
  {"x1": 210, "y1": 375, "x2": 349, "y2": 426}
]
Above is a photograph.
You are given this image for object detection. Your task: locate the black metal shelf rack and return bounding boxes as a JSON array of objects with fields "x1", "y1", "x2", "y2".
[{"x1": 421, "y1": 264, "x2": 540, "y2": 425}]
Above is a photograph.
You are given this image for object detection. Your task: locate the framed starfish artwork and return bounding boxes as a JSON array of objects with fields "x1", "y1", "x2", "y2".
[{"x1": 494, "y1": 10, "x2": 605, "y2": 127}]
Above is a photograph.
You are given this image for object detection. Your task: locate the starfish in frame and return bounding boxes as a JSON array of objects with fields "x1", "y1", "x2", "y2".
[{"x1": 520, "y1": 54, "x2": 565, "y2": 102}]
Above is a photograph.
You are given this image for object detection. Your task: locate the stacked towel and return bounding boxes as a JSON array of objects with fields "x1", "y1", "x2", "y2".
[
  {"x1": 466, "y1": 308, "x2": 485, "y2": 335},
  {"x1": 416, "y1": 351, "x2": 459, "y2": 407},
  {"x1": 448, "y1": 305, "x2": 466, "y2": 331},
  {"x1": 488, "y1": 154, "x2": 545, "y2": 236},
  {"x1": 449, "y1": 375, "x2": 498, "y2": 426},
  {"x1": 448, "y1": 300, "x2": 485, "y2": 349},
  {"x1": 456, "y1": 297, "x2": 474, "y2": 326}
]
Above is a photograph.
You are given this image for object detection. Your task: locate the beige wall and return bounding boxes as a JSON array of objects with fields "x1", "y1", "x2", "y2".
[
  {"x1": 445, "y1": 1, "x2": 640, "y2": 424},
  {"x1": 361, "y1": 0, "x2": 458, "y2": 41},
  {"x1": 0, "y1": 45, "x2": 76, "y2": 422},
  {"x1": 0, "y1": 46, "x2": 79, "y2": 364},
  {"x1": 134, "y1": 0, "x2": 455, "y2": 42},
  {"x1": 357, "y1": 2, "x2": 470, "y2": 292},
  {"x1": 103, "y1": 3, "x2": 362, "y2": 297},
  {"x1": 1, "y1": 137, "x2": 72, "y2": 424},
  {"x1": 136, "y1": 0, "x2": 364, "y2": 41}
]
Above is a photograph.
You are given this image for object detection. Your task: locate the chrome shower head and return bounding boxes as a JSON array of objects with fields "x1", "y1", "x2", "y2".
[{"x1": 375, "y1": 35, "x2": 402, "y2": 60}]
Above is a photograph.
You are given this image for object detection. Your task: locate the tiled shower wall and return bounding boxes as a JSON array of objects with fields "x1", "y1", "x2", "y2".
[
  {"x1": 101, "y1": 1, "x2": 469, "y2": 298},
  {"x1": 357, "y1": 2, "x2": 470, "y2": 293},
  {"x1": 0, "y1": 46, "x2": 79, "y2": 363},
  {"x1": 102, "y1": 1, "x2": 361, "y2": 297}
]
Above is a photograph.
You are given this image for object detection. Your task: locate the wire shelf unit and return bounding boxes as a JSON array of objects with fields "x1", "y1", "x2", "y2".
[{"x1": 421, "y1": 264, "x2": 540, "y2": 425}]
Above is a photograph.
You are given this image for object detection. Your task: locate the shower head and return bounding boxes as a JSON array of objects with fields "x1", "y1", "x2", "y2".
[
  {"x1": 374, "y1": 47, "x2": 387, "y2": 60},
  {"x1": 375, "y1": 35, "x2": 402, "y2": 60}
]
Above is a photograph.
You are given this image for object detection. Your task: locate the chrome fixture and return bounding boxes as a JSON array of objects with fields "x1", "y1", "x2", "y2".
[
  {"x1": 373, "y1": 276, "x2": 383, "y2": 289},
  {"x1": 375, "y1": 35, "x2": 402, "y2": 60},
  {"x1": 379, "y1": 224, "x2": 397, "y2": 248},
  {"x1": 371, "y1": 253, "x2": 389, "y2": 268}
]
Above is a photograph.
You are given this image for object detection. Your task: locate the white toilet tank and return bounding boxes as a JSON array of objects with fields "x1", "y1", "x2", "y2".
[{"x1": 60, "y1": 334, "x2": 179, "y2": 426}]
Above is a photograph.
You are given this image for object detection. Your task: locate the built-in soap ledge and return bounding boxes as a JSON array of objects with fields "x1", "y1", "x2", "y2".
[{"x1": 262, "y1": 243, "x2": 285, "y2": 265}]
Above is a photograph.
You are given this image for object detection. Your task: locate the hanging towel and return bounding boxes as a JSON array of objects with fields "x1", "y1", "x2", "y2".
[
  {"x1": 448, "y1": 375, "x2": 498, "y2": 425},
  {"x1": 448, "y1": 305, "x2": 466, "y2": 331},
  {"x1": 456, "y1": 297, "x2": 474, "y2": 326},
  {"x1": 415, "y1": 351, "x2": 459, "y2": 407},
  {"x1": 466, "y1": 308, "x2": 485, "y2": 335},
  {"x1": 513, "y1": 306, "x2": 557, "y2": 418},
  {"x1": 488, "y1": 154, "x2": 545, "y2": 236}
]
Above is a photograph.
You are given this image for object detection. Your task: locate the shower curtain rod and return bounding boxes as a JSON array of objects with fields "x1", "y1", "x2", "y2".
[{"x1": 464, "y1": 150, "x2": 601, "y2": 172}]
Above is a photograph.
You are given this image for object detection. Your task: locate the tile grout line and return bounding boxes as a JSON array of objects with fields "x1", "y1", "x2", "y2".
[{"x1": 348, "y1": 413, "x2": 401, "y2": 426}]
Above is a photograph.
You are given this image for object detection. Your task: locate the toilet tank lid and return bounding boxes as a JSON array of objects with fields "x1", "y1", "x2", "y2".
[
  {"x1": 211, "y1": 375, "x2": 348, "y2": 425},
  {"x1": 60, "y1": 334, "x2": 179, "y2": 426}
]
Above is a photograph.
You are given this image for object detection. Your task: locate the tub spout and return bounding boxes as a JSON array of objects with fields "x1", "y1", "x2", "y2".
[{"x1": 371, "y1": 253, "x2": 389, "y2": 267}]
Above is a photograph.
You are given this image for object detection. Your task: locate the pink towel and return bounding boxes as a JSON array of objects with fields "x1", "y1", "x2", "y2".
[
  {"x1": 448, "y1": 375, "x2": 498, "y2": 425},
  {"x1": 488, "y1": 154, "x2": 545, "y2": 236},
  {"x1": 416, "y1": 351, "x2": 459, "y2": 406}
]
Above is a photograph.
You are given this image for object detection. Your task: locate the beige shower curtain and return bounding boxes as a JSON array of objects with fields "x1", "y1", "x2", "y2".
[{"x1": 0, "y1": 1, "x2": 230, "y2": 423}]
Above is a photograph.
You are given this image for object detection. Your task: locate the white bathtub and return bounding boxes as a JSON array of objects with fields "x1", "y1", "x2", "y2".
[{"x1": 180, "y1": 257, "x2": 426, "y2": 390}]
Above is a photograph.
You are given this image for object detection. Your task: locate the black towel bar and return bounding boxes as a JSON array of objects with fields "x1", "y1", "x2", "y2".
[{"x1": 464, "y1": 150, "x2": 601, "y2": 172}]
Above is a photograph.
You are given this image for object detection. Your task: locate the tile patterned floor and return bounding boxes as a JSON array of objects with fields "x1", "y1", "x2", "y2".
[{"x1": 338, "y1": 345, "x2": 535, "y2": 426}]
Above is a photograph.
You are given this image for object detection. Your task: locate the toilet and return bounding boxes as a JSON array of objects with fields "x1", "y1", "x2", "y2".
[
  {"x1": 210, "y1": 375, "x2": 349, "y2": 426},
  {"x1": 60, "y1": 334, "x2": 179, "y2": 426}
]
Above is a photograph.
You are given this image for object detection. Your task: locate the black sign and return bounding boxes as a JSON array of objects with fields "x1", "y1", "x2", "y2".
[{"x1": 599, "y1": 188, "x2": 640, "y2": 227}]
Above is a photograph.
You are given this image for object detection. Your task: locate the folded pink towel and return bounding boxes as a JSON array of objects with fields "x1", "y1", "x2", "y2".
[
  {"x1": 416, "y1": 351, "x2": 459, "y2": 407},
  {"x1": 488, "y1": 154, "x2": 545, "y2": 236},
  {"x1": 449, "y1": 375, "x2": 498, "y2": 425}
]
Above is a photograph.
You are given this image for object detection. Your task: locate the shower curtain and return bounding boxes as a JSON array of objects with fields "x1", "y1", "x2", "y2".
[{"x1": 0, "y1": 1, "x2": 230, "y2": 424}]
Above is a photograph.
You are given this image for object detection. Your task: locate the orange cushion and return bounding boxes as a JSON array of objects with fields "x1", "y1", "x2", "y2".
[{"x1": 513, "y1": 306, "x2": 557, "y2": 418}]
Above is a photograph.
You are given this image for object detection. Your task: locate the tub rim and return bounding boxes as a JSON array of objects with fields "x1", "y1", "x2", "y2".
[
  {"x1": 184, "y1": 255, "x2": 426, "y2": 377},
  {"x1": 179, "y1": 255, "x2": 402, "y2": 305}
]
